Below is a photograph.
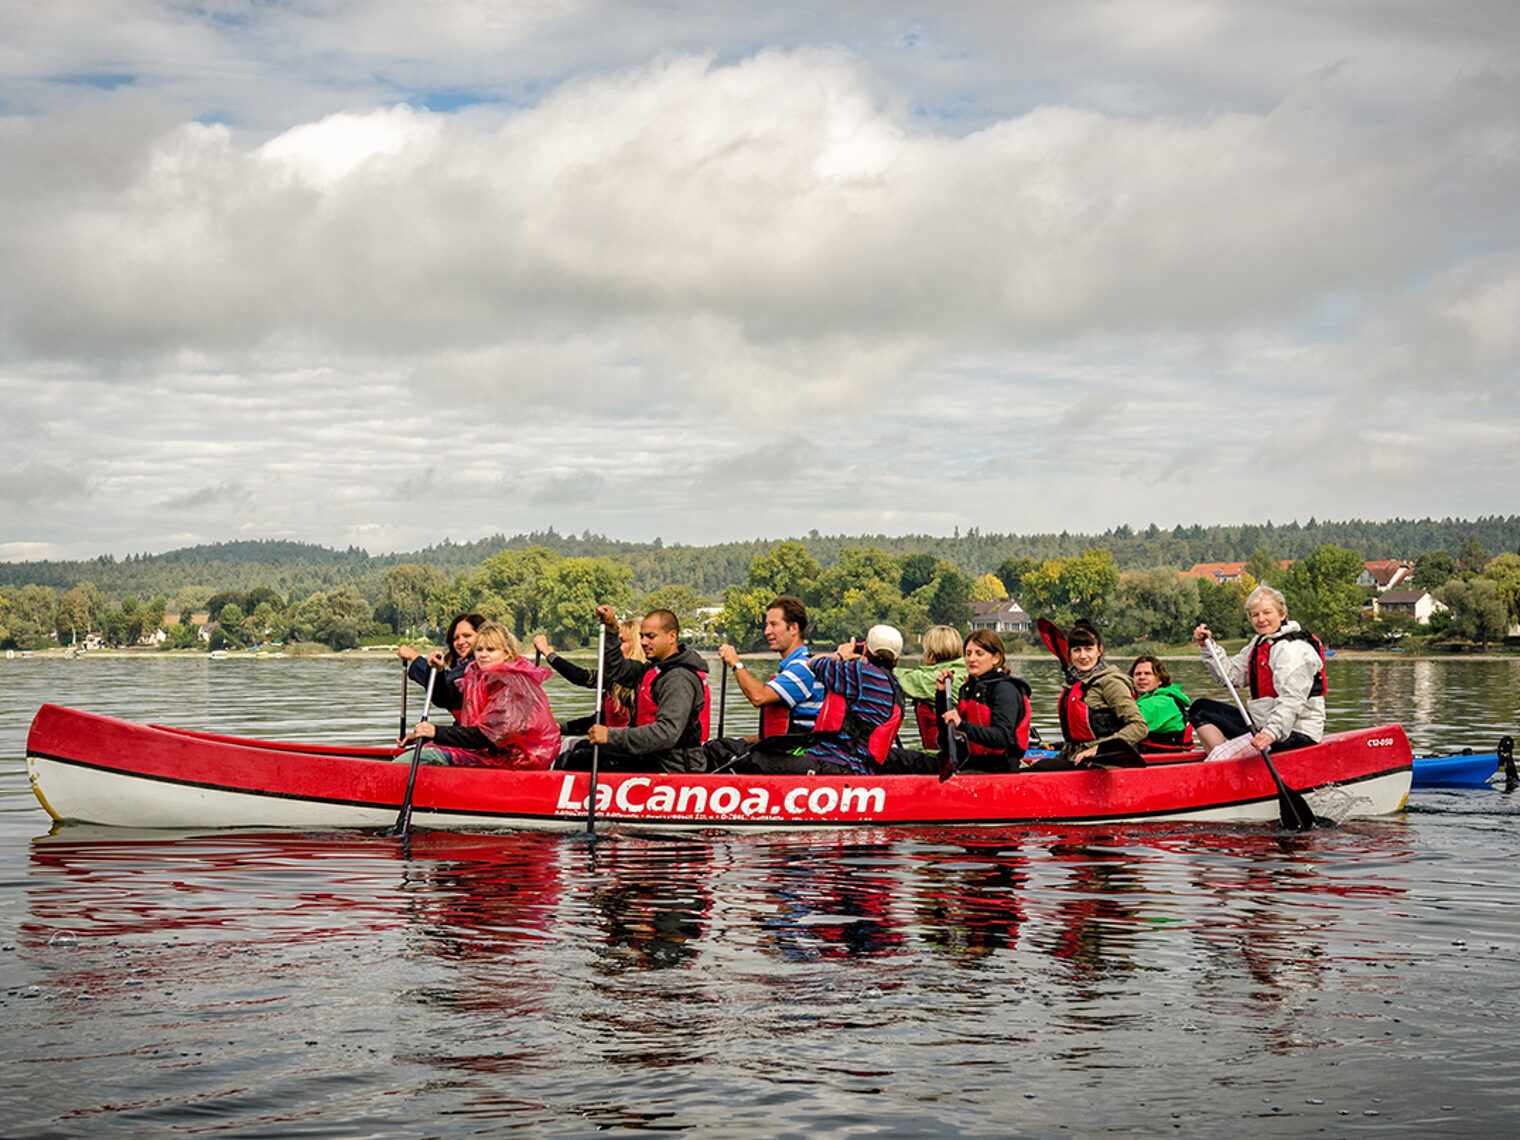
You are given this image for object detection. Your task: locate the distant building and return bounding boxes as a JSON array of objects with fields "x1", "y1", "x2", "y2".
[
  {"x1": 1181, "y1": 562, "x2": 1249, "y2": 584},
  {"x1": 1357, "y1": 560, "x2": 1415, "y2": 592},
  {"x1": 1371, "y1": 589, "x2": 1447, "y2": 625},
  {"x1": 969, "y1": 599, "x2": 1032, "y2": 633}
]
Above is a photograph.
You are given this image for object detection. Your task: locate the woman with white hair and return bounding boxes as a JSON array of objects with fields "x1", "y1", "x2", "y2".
[{"x1": 1188, "y1": 585, "x2": 1326, "y2": 754}]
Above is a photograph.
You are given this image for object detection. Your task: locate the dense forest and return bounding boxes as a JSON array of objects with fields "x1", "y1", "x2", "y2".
[
  {"x1": 3, "y1": 517, "x2": 1518, "y2": 654},
  {"x1": 3, "y1": 516, "x2": 1518, "y2": 606}
]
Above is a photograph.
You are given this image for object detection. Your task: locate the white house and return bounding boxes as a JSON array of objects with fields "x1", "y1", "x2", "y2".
[
  {"x1": 969, "y1": 599, "x2": 1032, "y2": 633},
  {"x1": 1372, "y1": 589, "x2": 1446, "y2": 625}
]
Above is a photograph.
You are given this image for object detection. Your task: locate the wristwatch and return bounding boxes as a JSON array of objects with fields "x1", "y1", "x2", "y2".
[{"x1": 733, "y1": 661, "x2": 746, "y2": 671}]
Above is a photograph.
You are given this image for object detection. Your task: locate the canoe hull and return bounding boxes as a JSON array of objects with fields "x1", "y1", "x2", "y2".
[{"x1": 27, "y1": 704, "x2": 1412, "y2": 832}]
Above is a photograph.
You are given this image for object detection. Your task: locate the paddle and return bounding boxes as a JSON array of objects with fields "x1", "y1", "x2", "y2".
[
  {"x1": 1501, "y1": 735, "x2": 1517, "y2": 792},
  {"x1": 1205, "y1": 637, "x2": 1322, "y2": 830},
  {"x1": 394, "y1": 663, "x2": 438, "y2": 838},
  {"x1": 1036, "y1": 617, "x2": 1069, "y2": 667},
  {"x1": 585, "y1": 623, "x2": 608, "y2": 836},
  {"x1": 1086, "y1": 738, "x2": 1148, "y2": 769},
  {"x1": 398, "y1": 657, "x2": 409, "y2": 741},
  {"x1": 937, "y1": 677, "x2": 960, "y2": 782},
  {"x1": 717, "y1": 653, "x2": 727, "y2": 738}
]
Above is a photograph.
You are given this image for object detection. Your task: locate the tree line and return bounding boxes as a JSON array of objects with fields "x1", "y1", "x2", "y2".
[{"x1": 5, "y1": 532, "x2": 1517, "y2": 654}]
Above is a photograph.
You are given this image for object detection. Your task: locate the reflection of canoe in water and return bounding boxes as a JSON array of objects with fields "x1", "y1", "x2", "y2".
[
  {"x1": 27, "y1": 704, "x2": 1412, "y2": 832},
  {"x1": 1411, "y1": 737, "x2": 1515, "y2": 788}
]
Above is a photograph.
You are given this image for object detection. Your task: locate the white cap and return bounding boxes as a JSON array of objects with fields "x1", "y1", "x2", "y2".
[{"x1": 865, "y1": 624, "x2": 903, "y2": 660}]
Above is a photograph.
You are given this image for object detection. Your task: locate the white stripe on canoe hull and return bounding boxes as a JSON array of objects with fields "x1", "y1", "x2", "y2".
[{"x1": 29, "y1": 755, "x2": 1409, "y2": 832}]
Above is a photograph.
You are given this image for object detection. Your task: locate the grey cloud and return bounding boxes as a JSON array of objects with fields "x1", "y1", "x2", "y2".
[
  {"x1": 0, "y1": 463, "x2": 90, "y2": 507},
  {"x1": 160, "y1": 480, "x2": 253, "y2": 510}
]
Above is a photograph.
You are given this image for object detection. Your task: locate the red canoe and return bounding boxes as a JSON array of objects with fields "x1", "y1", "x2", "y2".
[{"x1": 26, "y1": 704, "x2": 1412, "y2": 832}]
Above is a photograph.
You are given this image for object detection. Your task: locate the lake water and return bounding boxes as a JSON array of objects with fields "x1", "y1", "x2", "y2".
[{"x1": 2, "y1": 652, "x2": 1518, "y2": 1137}]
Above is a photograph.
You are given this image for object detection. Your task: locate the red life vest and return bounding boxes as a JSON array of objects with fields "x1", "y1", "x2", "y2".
[
  {"x1": 631, "y1": 659, "x2": 711, "y2": 743},
  {"x1": 1248, "y1": 630, "x2": 1327, "y2": 699},
  {"x1": 1057, "y1": 677, "x2": 1125, "y2": 744},
  {"x1": 914, "y1": 699, "x2": 941, "y2": 751},
  {"x1": 760, "y1": 701, "x2": 792, "y2": 738},
  {"x1": 957, "y1": 674, "x2": 1032, "y2": 757},
  {"x1": 604, "y1": 692, "x2": 630, "y2": 729},
  {"x1": 811, "y1": 690, "x2": 904, "y2": 764}
]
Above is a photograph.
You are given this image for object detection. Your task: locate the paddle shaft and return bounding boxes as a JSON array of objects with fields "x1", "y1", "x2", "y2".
[
  {"x1": 1205, "y1": 637, "x2": 1316, "y2": 830},
  {"x1": 395, "y1": 664, "x2": 438, "y2": 837},
  {"x1": 399, "y1": 658, "x2": 409, "y2": 740},
  {"x1": 585, "y1": 625, "x2": 608, "y2": 834},
  {"x1": 717, "y1": 658, "x2": 727, "y2": 737}
]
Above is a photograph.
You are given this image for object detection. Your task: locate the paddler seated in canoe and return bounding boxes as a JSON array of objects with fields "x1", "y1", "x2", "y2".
[
  {"x1": 398, "y1": 621, "x2": 560, "y2": 768},
  {"x1": 897, "y1": 624, "x2": 968, "y2": 752},
  {"x1": 395, "y1": 610, "x2": 483, "y2": 717},
  {"x1": 1129, "y1": 655, "x2": 1194, "y2": 751},
  {"x1": 563, "y1": 604, "x2": 711, "y2": 773},
  {"x1": 532, "y1": 620, "x2": 644, "y2": 735},
  {"x1": 735, "y1": 624, "x2": 905, "y2": 776},
  {"x1": 1029, "y1": 619, "x2": 1148, "y2": 770},
  {"x1": 935, "y1": 630, "x2": 1032, "y2": 773},
  {"x1": 704, "y1": 594, "x2": 827, "y2": 769},
  {"x1": 1187, "y1": 584, "x2": 1325, "y2": 755}
]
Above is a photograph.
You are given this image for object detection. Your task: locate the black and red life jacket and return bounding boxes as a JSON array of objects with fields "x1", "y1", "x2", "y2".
[
  {"x1": 1057, "y1": 674, "x2": 1126, "y2": 744},
  {"x1": 760, "y1": 700, "x2": 792, "y2": 738},
  {"x1": 1247, "y1": 630, "x2": 1327, "y2": 700},
  {"x1": 630, "y1": 658, "x2": 711, "y2": 744},
  {"x1": 810, "y1": 681, "x2": 905, "y2": 764},
  {"x1": 957, "y1": 673, "x2": 1032, "y2": 757}
]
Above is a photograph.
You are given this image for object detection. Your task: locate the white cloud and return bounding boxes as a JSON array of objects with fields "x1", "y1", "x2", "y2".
[{"x1": 0, "y1": 4, "x2": 1517, "y2": 559}]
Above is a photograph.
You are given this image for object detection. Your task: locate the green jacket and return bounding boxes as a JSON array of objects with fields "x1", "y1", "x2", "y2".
[
  {"x1": 1135, "y1": 684, "x2": 1191, "y2": 735},
  {"x1": 897, "y1": 658, "x2": 968, "y2": 702}
]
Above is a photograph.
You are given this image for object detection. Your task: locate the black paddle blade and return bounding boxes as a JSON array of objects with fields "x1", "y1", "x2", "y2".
[
  {"x1": 1260, "y1": 748, "x2": 1322, "y2": 830},
  {"x1": 1500, "y1": 736, "x2": 1517, "y2": 792},
  {"x1": 1087, "y1": 739, "x2": 1147, "y2": 769},
  {"x1": 1036, "y1": 617, "x2": 1068, "y2": 665}
]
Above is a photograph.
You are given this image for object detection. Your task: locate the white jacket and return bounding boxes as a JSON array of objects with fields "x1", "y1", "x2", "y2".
[{"x1": 1203, "y1": 620, "x2": 1326, "y2": 744}]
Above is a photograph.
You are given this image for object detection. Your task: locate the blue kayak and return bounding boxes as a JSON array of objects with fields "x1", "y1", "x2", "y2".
[{"x1": 1412, "y1": 737, "x2": 1515, "y2": 788}]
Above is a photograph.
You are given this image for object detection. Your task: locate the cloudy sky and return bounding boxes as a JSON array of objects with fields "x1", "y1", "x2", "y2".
[{"x1": 2, "y1": 2, "x2": 1517, "y2": 561}]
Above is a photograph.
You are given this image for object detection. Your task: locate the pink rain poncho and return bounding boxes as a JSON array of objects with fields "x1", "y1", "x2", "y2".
[{"x1": 449, "y1": 656, "x2": 560, "y2": 770}]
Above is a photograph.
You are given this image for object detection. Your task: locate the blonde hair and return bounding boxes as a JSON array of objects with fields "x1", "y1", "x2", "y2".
[
  {"x1": 920, "y1": 624, "x2": 963, "y2": 664},
  {"x1": 471, "y1": 621, "x2": 520, "y2": 658},
  {"x1": 613, "y1": 619, "x2": 645, "y2": 711}
]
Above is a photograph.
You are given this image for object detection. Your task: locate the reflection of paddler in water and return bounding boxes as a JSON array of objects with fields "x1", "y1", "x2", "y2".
[
  {"x1": 758, "y1": 839, "x2": 905, "y2": 961},
  {"x1": 913, "y1": 841, "x2": 1026, "y2": 963},
  {"x1": 1044, "y1": 840, "x2": 1144, "y2": 982},
  {"x1": 583, "y1": 839, "x2": 714, "y2": 972},
  {"x1": 400, "y1": 832, "x2": 565, "y2": 966}
]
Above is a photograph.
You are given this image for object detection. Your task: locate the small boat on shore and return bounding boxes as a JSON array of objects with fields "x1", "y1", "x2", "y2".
[{"x1": 27, "y1": 704, "x2": 1413, "y2": 832}]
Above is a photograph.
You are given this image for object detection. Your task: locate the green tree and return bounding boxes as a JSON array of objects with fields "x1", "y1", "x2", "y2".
[
  {"x1": 640, "y1": 583, "x2": 712, "y2": 641},
  {"x1": 971, "y1": 574, "x2": 1007, "y2": 602},
  {"x1": 1412, "y1": 551, "x2": 1458, "y2": 591},
  {"x1": 1459, "y1": 533, "x2": 1490, "y2": 573},
  {"x1": 1280, "y1": 545, "x2": 1366, "y2": 640},
  {"x1": 540, "y1": 557, "x2": 635, "y2": 646},
  {"x1": 1481, "y1": 553, "x2": 1520, "y2": 627},
  {"x1": 1019, "y1": 549, "x2": 1119, "y2": 625},
  {"x1": 287, "y1": 587, "x2": 372, "y2": 650},
  {"x1": 995, "y1": 556, "x2": 1039, "y2": 601},
  {"x1": 57, "y1": 581, "x2": 104, "y2": 644},
  {"x1": 722, "y1": 542, "x2": 824, "y2": 648},
  {"x1": 1106, "y1": 569, "x2": 1201, "y2": 645},
  {"x1": 898, "y1": 553, "x2": 939, "y2": 596},
  {"x1": 811, "y1": 547, "x2": 903, "y2": 643},
  {"x1": 925, "y1": 569, "x2": 972, "y2": 629},
  {"x1": 1245, "y1": 545, "x2": 1284, "y2": 587},
  {"x1": 1197, "y1": 577, "x2": 1251, "y2": 639},
  {"x1": 1437, "y1": 578, "x2": 1507, "y2": 651},
  {"x1": 376, "y1": 563, "x2": 445, "y2": 634}
]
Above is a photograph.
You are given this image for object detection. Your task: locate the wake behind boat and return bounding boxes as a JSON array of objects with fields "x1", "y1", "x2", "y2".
[{"x1": 27, "y1": 704, "x2": 1411, "y2": 832}]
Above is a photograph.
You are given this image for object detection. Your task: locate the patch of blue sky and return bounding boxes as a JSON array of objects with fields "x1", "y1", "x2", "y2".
[
  {"x1": 51, "y1": 73, "x2": 136, "y2": 90},
  {"x1": 411, "y1": 90, "x2": 505, "y2": 113}
]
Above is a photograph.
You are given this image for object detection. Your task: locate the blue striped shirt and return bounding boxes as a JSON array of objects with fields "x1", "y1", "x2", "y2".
[
  {"x1": 766, "y1": 646, "x2": 826, "y2": 731},
  {"x1": 805, "y1": 656, "x2": 900, "y2": 773}
]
